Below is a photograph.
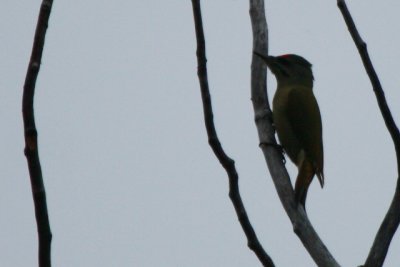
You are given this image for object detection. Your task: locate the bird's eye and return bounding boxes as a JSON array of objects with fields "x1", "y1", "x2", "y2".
[
  {"x1": 279, "y1": 58, "x2": 290, "y2": 66},
  {"x1": 277, "y1": 58, "x2": 290, "y2": 76}
]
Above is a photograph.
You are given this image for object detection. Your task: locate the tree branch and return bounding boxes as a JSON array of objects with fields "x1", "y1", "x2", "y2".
[
  {"x1": 337, "y1": 1, "x2": 400, "y2": 267},
  {"x1": 190, "y1": 1, "x2": 275, "y2": 266},
  {"x1": 22, "y1": 1, "x2": 54, "y2": 266},
  {"x1": 249, "y1": 1, "x2": 341, "y2": 266}
]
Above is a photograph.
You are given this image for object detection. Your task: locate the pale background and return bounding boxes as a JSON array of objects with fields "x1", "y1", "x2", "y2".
[{"x1": 1, "y1": 1, "x2": 400, "y2": 266}]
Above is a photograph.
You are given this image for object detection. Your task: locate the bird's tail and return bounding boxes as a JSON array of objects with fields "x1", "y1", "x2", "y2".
[
  {"x1": 316, "y1": 170, "x2": 324, "y2": 188},
  {"x1": 294, "y1": 160, "x2": 315, "y2": 208}
]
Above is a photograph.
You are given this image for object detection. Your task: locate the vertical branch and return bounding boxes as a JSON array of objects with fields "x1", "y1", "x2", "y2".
[
  {"x1": 22, "y1": 1, "x2": 54, "y2": 266},
  {"x1": 191, "y1": 1, "x2": 275, "y2": 266},
  {"x1": 337, "y1": 1, "x2": 400, "y2": 267},
  {"x1": 249, "y1": 1, "x2": 341, "y2": 266}
]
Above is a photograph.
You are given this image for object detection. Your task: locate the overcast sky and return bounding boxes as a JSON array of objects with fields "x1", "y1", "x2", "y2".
[{"x1": 1, "y1": 1, "x2": 400, "y2": 266}]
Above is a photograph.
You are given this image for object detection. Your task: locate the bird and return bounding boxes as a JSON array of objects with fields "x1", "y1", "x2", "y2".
[{"x1": 254, "y1": 52, "x2": 324, "y2": 208}]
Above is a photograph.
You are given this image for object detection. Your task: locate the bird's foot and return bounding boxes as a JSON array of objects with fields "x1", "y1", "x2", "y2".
[{"x1": 259, "y1": 142, "x2": 286, "y2": 163}]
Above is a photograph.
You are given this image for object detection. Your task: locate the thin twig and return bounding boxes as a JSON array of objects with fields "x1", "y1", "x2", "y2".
[
  {"x1": 190, "y1": 1, "x2": 275, "y2": 266},
  {"x1": 249, "y1": 1, "x2": 341, "y2": 266},
  {"x1": 22, "y1": 0, "x2": 54, "y2": 266},
  {"x1": 337, "y1": 1, "x2": 400, "y2": 267}
]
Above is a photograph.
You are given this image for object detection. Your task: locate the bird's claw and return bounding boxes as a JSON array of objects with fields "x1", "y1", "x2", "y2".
[{"x1": 259, "y1": 142, "x2": 286, "y2": 163}]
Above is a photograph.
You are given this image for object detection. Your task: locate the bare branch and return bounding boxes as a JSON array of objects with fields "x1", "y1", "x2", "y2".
[
  {"x1": 22, "y1": 0, "x2": 54, "y2": 266},
  {"x1": 190, "y1": 1, "x2": 275, "y2": 266},
  {"x1": 249, "y1": 1, "x2": 341, "y2": 266},
  {"x1": 337, "y1": 1, "x2": 400, "y2": 267}
]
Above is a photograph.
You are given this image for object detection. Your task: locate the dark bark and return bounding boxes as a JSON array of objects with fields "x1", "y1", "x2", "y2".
[
  {"x1": 22, "y1": 1, "x2": 54, "y2": 266},
  {"x1": 191, "y1": 1, "x2": 275, "y2": 266},
  {"x1": 337, "y1": 1, "x2": 400, "y2": 267}
]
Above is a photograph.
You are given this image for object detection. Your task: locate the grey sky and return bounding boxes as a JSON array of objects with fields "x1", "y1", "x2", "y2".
[{"x1": 1, "y1": 1, "x2": 400, "y2": 266}]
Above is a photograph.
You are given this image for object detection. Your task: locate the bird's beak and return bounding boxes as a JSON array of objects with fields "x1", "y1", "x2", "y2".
[{"x1": 253, "y1": 51, "x2": 277, "y2": 68}]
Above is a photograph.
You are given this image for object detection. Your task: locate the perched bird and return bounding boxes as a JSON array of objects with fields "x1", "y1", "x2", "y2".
[{"x1": 254, "y1": 52, "x2": 324, "y2": 208}]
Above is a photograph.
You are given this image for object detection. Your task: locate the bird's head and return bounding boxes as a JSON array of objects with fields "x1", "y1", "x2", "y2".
[{"x1": 254, "y1": 52, "x2": 314, "y2": 86}]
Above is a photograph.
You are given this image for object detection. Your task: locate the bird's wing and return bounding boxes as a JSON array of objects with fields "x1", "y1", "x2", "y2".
[{"x1": 287, "y1": 87, "x2": 324, "y2": 184}]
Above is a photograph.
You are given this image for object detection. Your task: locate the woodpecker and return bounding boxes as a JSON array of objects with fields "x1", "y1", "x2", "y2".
[{"x1": 255, "y1": 52, "x2": 324, "y2": 208}]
